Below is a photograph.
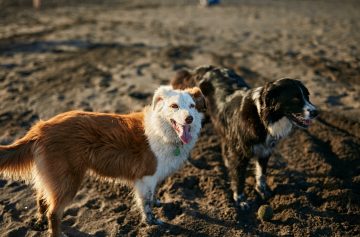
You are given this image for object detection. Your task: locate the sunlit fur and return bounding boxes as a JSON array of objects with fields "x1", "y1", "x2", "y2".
[{"x1": 0, "y1": 86, "x2": 203, "y2": 237}]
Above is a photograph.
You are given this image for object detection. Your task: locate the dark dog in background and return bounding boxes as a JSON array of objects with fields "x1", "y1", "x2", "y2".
[{"x1": 171, "y1": 65, "x2": 318, "y2": 209}]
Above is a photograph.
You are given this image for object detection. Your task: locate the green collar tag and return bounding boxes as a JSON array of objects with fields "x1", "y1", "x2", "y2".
[{"x1": 174, "y1": 147, "x2": 180, "y2": 156}]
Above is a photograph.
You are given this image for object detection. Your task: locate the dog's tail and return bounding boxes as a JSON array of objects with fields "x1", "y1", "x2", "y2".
[{"x1": 0, "y1": 137, "x2": 35, "y2": 180}]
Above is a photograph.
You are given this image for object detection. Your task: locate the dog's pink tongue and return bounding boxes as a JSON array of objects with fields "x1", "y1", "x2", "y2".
[
  {"x1": 179, "y1": 124, "x2": 192, "y2": 144},
  {"x1": 304, "y1": 119, "x2": 312, "y2": 126}
]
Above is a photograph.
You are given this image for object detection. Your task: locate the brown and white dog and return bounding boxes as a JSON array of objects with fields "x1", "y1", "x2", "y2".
[
  {"x1": 171, "y1": 65, "x2": 318, "y2": 209},
  {"x1": 0, "y1": 86, "x2": 205, "y2": 237}
]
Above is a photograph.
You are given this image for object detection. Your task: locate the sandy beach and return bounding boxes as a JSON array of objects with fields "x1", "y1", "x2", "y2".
[{"x1": 0, "y1": 0, "x2": 359, "y2": 236}]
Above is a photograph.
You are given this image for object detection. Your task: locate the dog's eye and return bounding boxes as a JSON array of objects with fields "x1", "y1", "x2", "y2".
[
  {"x1": 190, "y1": 104, "x2": 195, "y2": 108},
  {"x1": 170, "y1": 104, "x2": 179, "y2": 109}
]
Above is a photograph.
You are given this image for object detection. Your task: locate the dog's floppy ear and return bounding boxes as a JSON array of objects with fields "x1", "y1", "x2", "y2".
[
  {"x1": 171, "y1": 69, "x2": 194, "y2": 90},
  {"x1": 261, "y1": 81, "x2": 282, "y2": 124},
  {"x1": 294, "y1": 79, "x2": 310, "y2": 97},
  {"x1": 263, "y1": 81, "x2": 281, "y2": 111},
  {"x1": 198, "y1": 77, "x2": 214, "y2": 96},
  {"x1": 152, "y1": 86, "x2": 171, "y2": 111},
  {"x1": 152, "y1": 96, "x2": 163, "y2": 111},
  {"x1": 263, "y1": 82, "x2": 275, "y2": 104},
  {"x1": 186, "y1": 87, "x2": 206, "y2": 112}
]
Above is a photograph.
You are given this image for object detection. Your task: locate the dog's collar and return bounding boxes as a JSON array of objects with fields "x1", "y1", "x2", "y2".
[
  {"x1": 172, "y1": 140, "x2": 183, "y2": 156},
  {"x1": 173, "y1": 146, "x2": 181, "y2": 156}
]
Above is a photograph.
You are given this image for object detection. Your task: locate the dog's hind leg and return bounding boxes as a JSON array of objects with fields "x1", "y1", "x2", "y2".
[
  {"x1": 34, "y1": 190, "x2": 48, "y2": 230},
  {"x1": 37, "y1": 191, "x2": 48, "y2": 218},
  {"x1": 134, "y1": 176, "x2": 162, "y2": 225},
  {"x1": 34, "y1": 157, "x2": 84, "y2": 237},
  {"x1": 227, "y1": 149, "x2": 250, "y2": 210},
  {"x1": 255, "y1": 156, "x2": 271, "y2": 200},
  {"x1": 221, "y1": 142, "x2": 230, "y2": 168},
  {"x1": 28, "y1": 189, "x2": 49, "y2": 231},
  {"x1": 45, "y1": 175, "x2": 83, "y2": 237}
]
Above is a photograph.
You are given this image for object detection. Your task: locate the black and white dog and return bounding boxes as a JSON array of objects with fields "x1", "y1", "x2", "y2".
[{"x1": 171, "y1": 65, "x2": 318, "y2": 209}]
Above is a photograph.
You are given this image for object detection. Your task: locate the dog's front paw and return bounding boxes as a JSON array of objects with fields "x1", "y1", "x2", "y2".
[
  {"x1": 238, "y1": 201, "x2": 250, "y2": 210},
  {"x1": 234, "y1": 193, "x2": 251, "y2": 210},
  {"x1": 255, "y1": 182, "x2": 272, "y2": 200}
]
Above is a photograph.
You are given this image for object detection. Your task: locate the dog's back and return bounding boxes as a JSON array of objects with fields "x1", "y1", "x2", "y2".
[
  {"x1": 172, "y1": 66, "x2": 249, "y2": 112},
  {"x1": 172, "y1": 66, "x2": 250, "y2": 138}
]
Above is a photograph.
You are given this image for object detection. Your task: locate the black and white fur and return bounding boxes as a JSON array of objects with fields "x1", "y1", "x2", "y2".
[{"x1": 171, "y1": 65, "x2": 318, "y2": 209}]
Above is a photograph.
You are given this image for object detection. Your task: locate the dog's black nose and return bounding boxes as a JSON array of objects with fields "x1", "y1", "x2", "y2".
[
  {"x1": 310, "y1": 109, "x2": 318, "y2": 118},
  {"x1": 185, "y1": 116, "x2": 193, "y2": 124}
]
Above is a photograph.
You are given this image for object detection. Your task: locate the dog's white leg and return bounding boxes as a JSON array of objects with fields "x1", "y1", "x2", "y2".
[
  {"x1": 255, "y1": 157, "x2": 271, "y2": 200},
  {"x1": 233, "y1": 192, "x2": 250, "y2": 210},
  {"x1": 134, "y1": 176, "x2": 163, "y2": 225}
]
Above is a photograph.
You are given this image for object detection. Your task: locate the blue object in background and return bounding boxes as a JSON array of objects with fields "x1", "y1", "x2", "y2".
[{"x1": 199, "y1": 0, "x2": 220, "y2": 6}]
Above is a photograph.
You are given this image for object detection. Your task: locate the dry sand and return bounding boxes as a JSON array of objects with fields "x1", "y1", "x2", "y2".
[{"x1": 0, "y1": 0, "x2": 359, "y2": 236}]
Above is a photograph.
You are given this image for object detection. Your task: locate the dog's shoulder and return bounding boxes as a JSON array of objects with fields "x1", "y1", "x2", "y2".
[{"x1": 229, "y1": 92, "x2": 268, "y2": 144}]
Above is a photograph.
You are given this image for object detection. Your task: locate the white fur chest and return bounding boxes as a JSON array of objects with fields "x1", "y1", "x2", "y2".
[
  {"x1": 253, "y1": 117, "x2": 292, "y2": 158},
  {"x1": 143, "y1": 107, "x2": 199, "y2": 184},
  {"x1": 267, "y1": 116, "x2": 293, "y2": 139},
  {"x1": 150, "y1": 141, "x2": 194, "y2": 182}
]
